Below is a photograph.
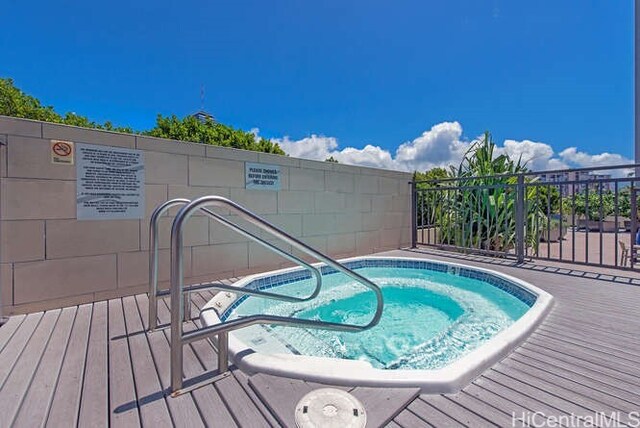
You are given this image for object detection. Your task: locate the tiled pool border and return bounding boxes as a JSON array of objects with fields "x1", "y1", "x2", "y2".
[{"x1": 220, "y1": 258, "x2": 537, "y2": 321}]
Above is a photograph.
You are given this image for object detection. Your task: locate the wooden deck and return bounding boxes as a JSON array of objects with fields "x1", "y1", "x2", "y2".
[{"x1": 1, "y1": 249, "x2": 640, "y2": 427}]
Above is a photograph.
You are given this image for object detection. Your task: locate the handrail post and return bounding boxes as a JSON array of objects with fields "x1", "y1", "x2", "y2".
[
  {"x1": 149, "y1": 198, "x2": 191, "y2": 330},
  {"x1": 515, "y1": 174, "x2": 525, "y2": 264},
  {"x1": 148, "y1": 209, "x2": 160, "y2": 331},
  {"x1": 183, "y1": 293, "x2": 192, "y2": 322},
  {"x1": 218, "y1": 332, "x2": 229, "y2": 373},
  {"x1": 170, "y1": 209, "x2": 188, "y2": 394},
  {"x1": 411, "y1": 180, "x2": 417, "y2": 248}
]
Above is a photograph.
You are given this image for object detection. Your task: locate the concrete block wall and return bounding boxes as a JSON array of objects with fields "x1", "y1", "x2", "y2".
[{"x1": 0, "y1": 116, "x2": 412, "y2": 314}]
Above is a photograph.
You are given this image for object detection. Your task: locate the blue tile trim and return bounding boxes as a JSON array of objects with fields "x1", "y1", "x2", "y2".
[{"x1": 220, "y1": 259, "x2": 537, "y2": 321}]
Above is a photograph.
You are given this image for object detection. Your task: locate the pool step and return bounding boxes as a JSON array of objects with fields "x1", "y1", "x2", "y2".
[{"x1": 248, "y1": 373, "x2": 420, "y2": 428}]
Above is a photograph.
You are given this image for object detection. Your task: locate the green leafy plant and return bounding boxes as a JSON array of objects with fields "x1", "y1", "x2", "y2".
[{"x1": 419, "y1": 132, "x2": 547, "y2": 253}]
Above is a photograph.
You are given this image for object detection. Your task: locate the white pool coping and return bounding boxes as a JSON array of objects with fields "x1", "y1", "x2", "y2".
[{"x1": 200, "y1": 256, "x2": 554, "y2": 393}]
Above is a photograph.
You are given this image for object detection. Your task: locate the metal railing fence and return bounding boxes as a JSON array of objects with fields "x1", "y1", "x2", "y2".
[{"x1": 412, "y1": 164, "x2": 640, "y2": 270}]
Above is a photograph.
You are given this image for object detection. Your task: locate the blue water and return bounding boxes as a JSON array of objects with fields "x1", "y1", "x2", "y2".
[{"x1": 228, "y1": 267, "x2": 531, "y2": 370}]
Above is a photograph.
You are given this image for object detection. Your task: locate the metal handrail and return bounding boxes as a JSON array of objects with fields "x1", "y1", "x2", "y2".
[
  {"x1": 148, "y1": 198, "x2": 324, "y2": 330},
  {"x1": 169, "y1": 196, "x2": 384, "y2": 395}
]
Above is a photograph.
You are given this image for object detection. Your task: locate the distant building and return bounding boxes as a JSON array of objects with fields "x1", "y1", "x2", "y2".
[
  {"x1": 536, "y1": 170, "x2": 612, "y2": 194},
  {"x1": 192, "y1": 110, "x2": 215, "y2": 123}
]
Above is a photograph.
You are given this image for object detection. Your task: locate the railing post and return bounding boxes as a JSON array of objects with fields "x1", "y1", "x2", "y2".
[
  {"x1": 148, "y1": 210, "x2": 160, "y2": 331},
  {"x1": 170, "y1": 211, "x2": 186, "y2": 395},
  {"x1": 411, "y1": 180, "x2": 417, "y2": 248},
  {"x1": 631, "y1": 183, "x2": 637, "y2": 269},
  {"x1": 183, "y1": 292, "x2": 192, "y2": 322},
  {"x1": 0, "y1": 141, "x2": 6, "y2": 326},
  {"x1": 515, "y1": 174, "x2": 525, "y2": 264},
  {"x1": 218, "y1": 332, "x2": 229, "y2": 373}
]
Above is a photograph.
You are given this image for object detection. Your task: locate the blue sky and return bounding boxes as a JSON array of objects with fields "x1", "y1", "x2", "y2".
[{"x1": 1, "y1": 1, "x2": 634, "y2": 171}]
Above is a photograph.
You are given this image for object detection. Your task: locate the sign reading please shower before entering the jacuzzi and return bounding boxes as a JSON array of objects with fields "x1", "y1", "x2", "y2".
[
  {"x1": 245, "y1": 162, "x2": 281, "y2": 190},
  {"x1": 76, "y1": 143, "x2": 145, "y2": 220}
]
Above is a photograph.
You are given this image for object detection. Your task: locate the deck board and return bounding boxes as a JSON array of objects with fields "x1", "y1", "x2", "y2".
[
  {"x1": 189, "y1": 291, "x2": 281, "y2": 427},
  {"x1": 46, "y1": 304, "x2": 92, "y2": 427},
  {"x1": 121, "y1": 295, "x2": 174, "y2": 427},
  {"x1": 538, "y1": 321, "x2": 640, "y2": 353},
  {"x1": 535, "y1": 328, "x2": 640, "y2": 362},
  {"x1": 136, "y1": 294, "x2": 208, "y2": 428},
  {"x1": 483, "y1": 368, "x2": 602, "y2": 420},
  {"x1": 462, "y1": 383, "x2": 531, "y2": 422},
  {"x1": 511, "y1": 349, "x2": 640, "y2": 403},
  {"x1": 107, "y1": 298, "x2": 141, "y2": 428},
  {"x1": 215, "y1": 374, "x2": 275, "y2": 428},
  {"x1": 404, "y1": 398, "x2": 464, "y2": 428},
  {"x1": 393, "y1": 408, "x2": 435, "y2": 428},
  {"x1": 232, "y1": 369, "x2": 283, "y2": 427},
  {"x1": 1, "y1": 249, "x2": 640, "y2": 427},
  {"x1": 349, "y1": 387, "x2": 420, "y2": 428},
  {"x1": 471, "y1": 376, "x2": 566, "y2": 419},
  {"x1": 526, "y1": 335, "x2": 640, "y2": 379},
  {"x1": 492, "y1": 362, "x2": 633, "y2": 426},
  {"x1": 0, "y1": 314, "x2": 25, "y2": 353},
  {"x1": 0, "y1": 312, "x2": 42, "y2": 388},
  {"x1": 78, "y1": 301, "x2": 109, "y2": 427},
  {"x1": 11, "y1": 307, "x2": 76, "y2": 427},
  {"x1": 248, "y1": 374, "x2": 315, "y2": 427},
  {"x1": 501, "y1": 357, "x2": 638, "y2": 414},
  {"x1": 519, "y1": 341, "x2": 640, "y2": 387},
  {"x1": 0, "y1": 309, "x2": 61, "y2": 426},
  {"x1": 419, "y1": 394, "x2": 498, "y2": 427},
  {"x1": 154, "y1": 294, "x2": 236, "y2": 427},
  {"x1": 441, "y1": 392, "x2": 515, "y2": 427}
]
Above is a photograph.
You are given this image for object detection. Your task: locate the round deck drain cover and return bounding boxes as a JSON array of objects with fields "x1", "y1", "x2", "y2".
[{"x1": 295, "y1": 388, "x2": 366, "y2": 428}]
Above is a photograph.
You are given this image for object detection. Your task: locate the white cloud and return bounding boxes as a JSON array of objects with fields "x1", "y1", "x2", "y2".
[
  {"x1": 558, "y1": 147, "x2": 634, "y2": 177},
  {"x1": 394, "y1": 122, "x2": 470, "y2": 171},
  {"x1": 268, "y1": 122, "x2": 632, "y2": 176},
  {"x1": 559, "y1": 147, "x2": 632, "y2": 168},
  {"x1": 271, "y1": 121, "x2": 471, "y2": 172},
  {"x1": 274, "y1": 134, "x2": 338, "y2": 161},
  {"x1": 335, "y1": 145, "x2": 396, "y2": 169},
  {"x1": 500, "y1": 139, "x2": 568, "y2": 171}
]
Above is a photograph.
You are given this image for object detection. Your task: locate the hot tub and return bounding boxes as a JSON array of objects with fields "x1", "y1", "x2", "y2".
[{"x1": 200, "y1": 257, "x2": 553, "y2": 393}]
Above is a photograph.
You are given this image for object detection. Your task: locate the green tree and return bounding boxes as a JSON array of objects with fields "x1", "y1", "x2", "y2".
[
  {"x1": 568, "y1": 190, "x2": 616, "y2": 220},
  {"x1": 0, "y1": 78, "x2": 63, "y2": 122},
  {"x1": 0, "y1": 77, "x2": 283, "y2": 154},
  {"x1": 413, "y1": 167, "x2": 448, "y2": 183},
  {"x1": 146, "y1": 115, "x2": 284, "y2": 154}
]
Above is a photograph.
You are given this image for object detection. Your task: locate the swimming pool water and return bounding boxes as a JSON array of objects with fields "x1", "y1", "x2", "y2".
[{"x1": 228, "y1": 267, "x2": 531, "y2": 370}]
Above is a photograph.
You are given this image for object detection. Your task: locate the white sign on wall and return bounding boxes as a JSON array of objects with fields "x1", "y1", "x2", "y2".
[
  {"x1": 76, "y1": 143, "x2": 145, "y2": 220},
  {"x1": 245, "y1": 162, "x2": 281, "y2": 190}
]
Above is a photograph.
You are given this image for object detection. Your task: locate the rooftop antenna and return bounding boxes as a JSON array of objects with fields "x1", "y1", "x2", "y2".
[
  {"x1": 193, "y1": 84, "x2": 214, "y2": 123},
  {"x1": 200, "y1": 84, "x2": 205, "y2": 111}
]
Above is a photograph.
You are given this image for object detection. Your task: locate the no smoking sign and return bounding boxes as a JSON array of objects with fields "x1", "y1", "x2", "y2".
[{"x1": 51, "y1": 140, "x2": 74, "y2": 165}]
